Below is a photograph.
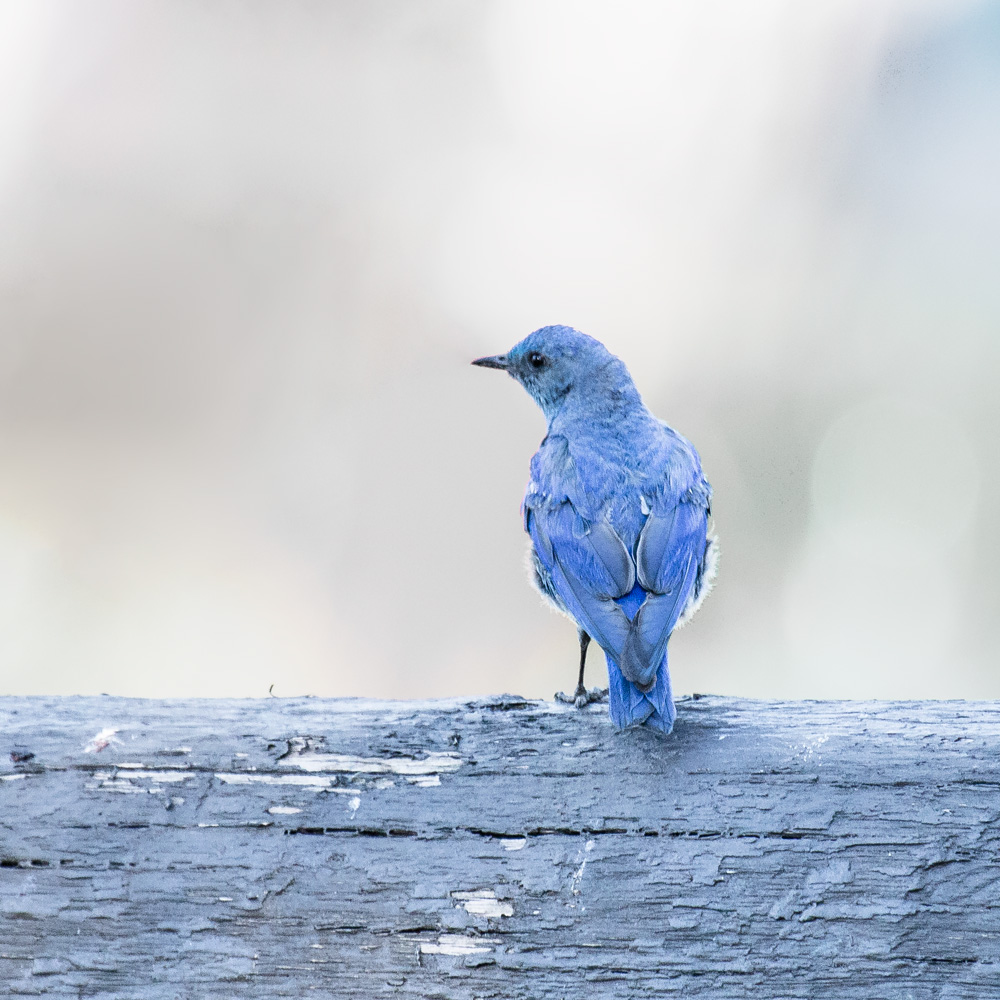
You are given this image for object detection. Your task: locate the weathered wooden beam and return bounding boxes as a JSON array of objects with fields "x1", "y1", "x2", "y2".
[{"x1": 1, "y1": 694, "x2": 999, "y2": 998}]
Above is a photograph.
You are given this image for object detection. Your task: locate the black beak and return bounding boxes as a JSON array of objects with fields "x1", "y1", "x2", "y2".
[{"x1": 471, "y1": 354, "x2": 509, "y2": 370}]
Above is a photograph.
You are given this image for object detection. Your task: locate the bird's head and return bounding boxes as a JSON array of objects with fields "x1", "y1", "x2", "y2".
[{"x1": 472, "y1": 325, "x2": 628, "y2": 420}]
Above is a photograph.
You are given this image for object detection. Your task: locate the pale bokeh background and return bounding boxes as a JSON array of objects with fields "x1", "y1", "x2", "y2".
[{"x1": 1, "y1": 1, "x2": 997, "y2": 700}]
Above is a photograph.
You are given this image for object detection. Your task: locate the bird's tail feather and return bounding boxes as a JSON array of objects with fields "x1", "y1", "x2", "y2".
[{"x1": 605, "y1": 651, "x2": 675, "y2": 734}]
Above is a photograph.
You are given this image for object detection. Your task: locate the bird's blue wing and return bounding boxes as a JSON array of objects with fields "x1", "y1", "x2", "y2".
[
  {"x1": 525, "y1": 500, "x2": 634, "y2": 661},
  {"x1": 619, "y1": 497, "x2": 708, "y2": 688},
  {"x1": 524, "y1": 428, "x2": 711, "y2": 694},
  {"x1": 635, "y1": 500, "x2": 706, "y2": 595}
]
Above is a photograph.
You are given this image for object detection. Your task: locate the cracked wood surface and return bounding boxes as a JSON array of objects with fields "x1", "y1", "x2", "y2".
[{"x1": 1, "y1": 694, "x2": 999, "y2": 998}]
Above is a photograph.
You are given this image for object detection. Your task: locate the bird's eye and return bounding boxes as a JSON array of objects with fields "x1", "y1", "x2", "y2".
[{"x1": 527, "y1": 351, "x2": 546, "y2": 368}]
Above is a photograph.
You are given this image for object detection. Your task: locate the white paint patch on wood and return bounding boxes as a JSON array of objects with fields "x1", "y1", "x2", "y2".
[
  {"x1": 83, "y1": 728, "x2": 120, "y2": 753},
  {"x1": 214, "y1": 773, "x2": 356, "y2": 791},
  {"x1": 501, "y1": 838, "x2": 527, "y2": 851},
  {"x1": 113, "y1": 762, "x2": 192, "y2": 771},
  {"x1": 84, "y1": 770, "x2": 196, "y2": 794},
  {"x1": 571, "y1": 839, "x2": 596, "y2": 895},
  {"x1": 284, "y1": 752, "x2": 461, "y2": 775},
  {"x1": 267, "y1": 806, "x2": 302, "y2": 815},
  {"x1": 452, "y1": 890, "x2": 514, "y2": 918},
  {"x1": 419, "y1": 934, "x2": 497, "y2": 956},
  {"x1": 116, "y1": 770, "x2": 190, "y2": 781}
]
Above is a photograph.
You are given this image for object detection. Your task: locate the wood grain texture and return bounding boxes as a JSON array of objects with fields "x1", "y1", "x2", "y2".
[{"x1": 1, "y1": 694, "x2": 999, "y2": 998}]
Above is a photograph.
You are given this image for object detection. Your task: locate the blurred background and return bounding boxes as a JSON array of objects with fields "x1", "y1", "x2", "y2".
[{"x1": 0, "y1": 0, "x2": 997, "y2": 701}]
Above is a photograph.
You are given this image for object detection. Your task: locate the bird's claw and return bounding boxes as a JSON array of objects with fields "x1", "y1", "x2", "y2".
[{"x1": 555, "y1": 686, "x2": 608, "y2": 708}]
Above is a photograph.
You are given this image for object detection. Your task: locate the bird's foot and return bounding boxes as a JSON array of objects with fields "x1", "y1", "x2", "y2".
[{"x1": 555, "y1": 686, "x2": 608, "y2": 708}]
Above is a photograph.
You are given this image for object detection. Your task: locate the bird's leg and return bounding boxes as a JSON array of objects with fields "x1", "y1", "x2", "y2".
[
  {"x1": 574, "y1": 630, "x2": 591, "y2": 697},
  {"x1": 555, "y1": 630, "x2": 607, "y2": 707}
]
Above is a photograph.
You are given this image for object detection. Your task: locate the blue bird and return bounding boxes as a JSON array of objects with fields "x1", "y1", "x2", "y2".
[{"x1": 473, "y1": 326, "x2": 718, "y2": 733}]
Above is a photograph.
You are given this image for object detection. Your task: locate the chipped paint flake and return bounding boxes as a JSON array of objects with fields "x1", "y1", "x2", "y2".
[
  {"x1": 283, "y1": 751, "x2": 462, "y2": 775},
  {"x1": 215, "y1": 773, "x2": 348, "y2": 790},
  {"x1": 267, "y1": 806, "x2": 302, "y2": 815},
  {"x1": 406, "y1": 774, "x2": 440, "y2": 787},
  {"x1": 419, "y1": 934, "x2": 496, "y2": 956},
  {"x1": 83, "y1": 728, "x2": 121, "y2": 753},
  {"x1": 84, "y1": 779, "x2": 154, "y2": 794},
  {"x1": 501, "y1": 838, "x2": 527, "y2": 851},
  {"x1": 85, "y1": 770, "x2": 194, "y2": 794},
  {"x1": 452, "y1": 890, "x2": 513, "y2": 918},
  {"x1": 571, "y1": 839, "x2": 596, "y2": 894},
  {"x1": 120, "y1": 770, "x2": 190, "y2": 782}
]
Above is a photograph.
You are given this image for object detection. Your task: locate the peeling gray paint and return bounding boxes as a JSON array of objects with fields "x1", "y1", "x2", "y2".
[{"x1": 1, "y1": 694, "x2": 999, "y2": 997}]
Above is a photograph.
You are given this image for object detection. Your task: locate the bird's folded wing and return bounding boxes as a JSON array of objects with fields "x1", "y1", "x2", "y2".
[
  {"x1": 525, "y1": 501, "x2": 634, "y2": 660},
  {"x1": 620, "y1": 500, "x2": 708, "y2": 688},
  {"x1": 526, "y1": 491, "x2": 710, "y2": 694},
  {"x1": 635, "y1": 502, "x2": 706, "y2": 595}
]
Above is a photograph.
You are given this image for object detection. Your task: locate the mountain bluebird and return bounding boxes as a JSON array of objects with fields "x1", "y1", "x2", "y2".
[{"x1": 473, "y1": 326, "x2": 718, "y2": 733}]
